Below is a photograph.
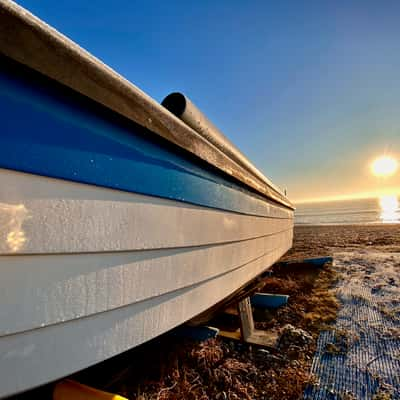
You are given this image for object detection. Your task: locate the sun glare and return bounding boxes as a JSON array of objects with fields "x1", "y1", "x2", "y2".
[
  {"x1": 379, "y1": 194, "x2": 400, "y2": 223},
  {"x1": 371, "y1": 156, "x2": 398, "y2": 177}
]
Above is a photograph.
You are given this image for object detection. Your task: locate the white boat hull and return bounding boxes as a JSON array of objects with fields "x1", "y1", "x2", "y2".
[
  {"x1": 0, "y1": 169, "x2": 292, "y2": 397},
  {"x1": 0, "y1": 2, "x2": 294, "y2": 395}
]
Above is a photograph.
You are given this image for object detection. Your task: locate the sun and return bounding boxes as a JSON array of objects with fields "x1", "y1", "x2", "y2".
[{"x1": 371, "y1": 155, "x2": 398, "y2": 177}]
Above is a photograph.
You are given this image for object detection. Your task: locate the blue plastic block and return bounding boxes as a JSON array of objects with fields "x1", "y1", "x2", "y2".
[
  {"x1": 302, "y1": 256, "x2": 333, "y2": 266},
  {"x1": 171, "y1": 325, "x2": 219, "y2": 341},
  {"x1": 280, "y1": 257, "x2": 333, "y2": 268},
  {"x1": 251, "y1": 293, "x2": 289, "y2": 309}
]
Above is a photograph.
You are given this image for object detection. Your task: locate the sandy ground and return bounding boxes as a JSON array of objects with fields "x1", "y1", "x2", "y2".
[{"x1": 284, "y1": 224, "x2": 400, "y2": 261}]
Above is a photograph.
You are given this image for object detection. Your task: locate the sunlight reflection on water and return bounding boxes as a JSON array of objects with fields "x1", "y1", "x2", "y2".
[{"x1": 379, "y1": 194, "x2": 400, "y2": 223}]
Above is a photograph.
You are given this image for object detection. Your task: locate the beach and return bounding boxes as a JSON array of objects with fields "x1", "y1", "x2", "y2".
[{"x1": 285, "y1": 224, "x2": 400, "y2": 261}]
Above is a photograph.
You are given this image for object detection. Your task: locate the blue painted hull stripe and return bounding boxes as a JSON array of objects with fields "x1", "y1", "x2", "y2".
[{"x1": 0, "y1": 59, "x2": 287, "y2": 217}]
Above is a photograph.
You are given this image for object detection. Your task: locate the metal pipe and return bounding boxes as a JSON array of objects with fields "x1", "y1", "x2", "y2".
[{"x1": 162, "y1": 92, "x2": 283, "y2": 196}]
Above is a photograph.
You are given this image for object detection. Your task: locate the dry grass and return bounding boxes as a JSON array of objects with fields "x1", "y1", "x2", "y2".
[
  {"x1": 256, "y1": 262, "x2": 339, "y2": 336},
  {"x1": 112, "y1": 338, "x2": 316, "y2": 400}
]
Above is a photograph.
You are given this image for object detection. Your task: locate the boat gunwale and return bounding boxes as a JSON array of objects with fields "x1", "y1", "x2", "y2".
[{"x1": 0, "y1": 0, "x2": 293, "y2": 210}]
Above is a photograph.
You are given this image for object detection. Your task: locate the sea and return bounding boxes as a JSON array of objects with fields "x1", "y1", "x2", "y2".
[{"x1": 295, "y1": 194, "x2": 400, "y2": 225}]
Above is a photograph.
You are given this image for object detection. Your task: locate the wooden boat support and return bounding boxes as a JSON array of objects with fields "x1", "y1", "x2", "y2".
[
  {"x1": 183, "y1": 257, "x2": 332, "y2": 345},
  {"x1": 182, "y1": 271, "x2": 289, "y2": 347},
  {"x1": 236, "y1": 297, "x2": 278, "y2": 347},
  {"x1": 174, "y1": 297, "x2": 281, "y2": 347}
]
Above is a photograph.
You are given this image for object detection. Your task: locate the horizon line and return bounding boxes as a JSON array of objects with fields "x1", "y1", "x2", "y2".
[{"x1": 293, "y1": 187, "x2": 400, "y2": 205}]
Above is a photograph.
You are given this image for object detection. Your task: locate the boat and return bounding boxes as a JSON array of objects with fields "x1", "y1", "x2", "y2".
[{"x1": 0, "y1": 1, "x2": 294, "y2": 397}]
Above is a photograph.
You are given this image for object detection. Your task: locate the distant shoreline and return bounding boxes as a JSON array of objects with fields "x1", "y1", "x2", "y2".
[{"x1": 294, "y1": 196, "x2": 399, "y2": 225}]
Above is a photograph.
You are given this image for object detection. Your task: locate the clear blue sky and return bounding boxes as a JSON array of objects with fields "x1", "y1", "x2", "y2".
[{"x1": 16, "y1": 0, "x2": 400, "y2": 202}]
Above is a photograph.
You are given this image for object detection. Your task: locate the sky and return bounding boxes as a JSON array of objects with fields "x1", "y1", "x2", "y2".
[{"x1": 16, "y1": 0, "x2": 400, "y2": 203}]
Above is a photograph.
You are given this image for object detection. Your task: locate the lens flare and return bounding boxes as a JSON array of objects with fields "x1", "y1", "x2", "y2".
[{"x1": 371, "y1": 156, "x2": 398, "y2": 177}]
